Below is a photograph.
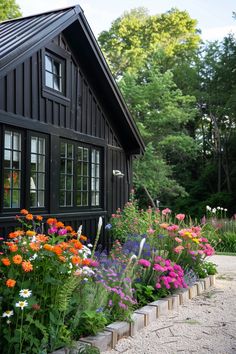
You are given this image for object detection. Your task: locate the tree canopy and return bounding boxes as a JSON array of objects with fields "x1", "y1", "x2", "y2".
[{"x1": 0, "y1": 0, "x2": 21, "y2": 21}]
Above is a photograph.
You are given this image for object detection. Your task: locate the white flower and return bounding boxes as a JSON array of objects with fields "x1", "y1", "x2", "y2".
[
  {"x1": 224, "y1": 208, "x2": 228, "y2": 212},
  {"x1": 15, "y1": 301, "x2": 28, "y2": 310},
  {"x1": 6, "y1": 320, "x2": 11, "y2": 324},
  {"x1": 29, "y1": 253, "x2": 38, "y2": 261},
  {"x1": 206, "y1": 205, "x2": 211, "y2": 211},
  {"x1": 19, "y1": 289, "x2": 32, "y2": 298},
  {"x1": 217, "y1": 206, "x2": 221, "y2": 210},
  {"x1": 212, "y1": 208, "x2": 216, "y2": 213},
  {"x1": 87, "y1": 243, "x2": 93, "y2": 248},
  {"x1": 138, "y1": 238, "x2": 146, "y2": 258},
  {"x1": 130, "y1": 254, "x2": 137, "y2": 262},
  {"x1": 83, "y1": 277, "x2": 88, "y2": 282},
  {"x1": 220, "y1": 207, "x2": 224, "y2": 210},
  {"x1": 2, "y1": 310, "x2": 14, "y2": 318},
  {"x1": 68, "y1": 262, "x2": 73, "y2": 269},
  {"x1": 97, "y1": 217, "x2": 103, "y2": 235},
  {"x1": 77, "y1": 225, "x2": 83, "y2": 239}
]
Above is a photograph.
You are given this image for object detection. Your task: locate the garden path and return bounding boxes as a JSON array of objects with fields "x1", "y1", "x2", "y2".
[{"x1": 103, "y1": 255, "x2": 236, "y2": 354}]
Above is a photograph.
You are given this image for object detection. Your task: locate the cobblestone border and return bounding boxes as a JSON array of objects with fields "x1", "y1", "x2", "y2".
[{"x1": 51, "y1": 275, "x2": 216, "y2": 354}]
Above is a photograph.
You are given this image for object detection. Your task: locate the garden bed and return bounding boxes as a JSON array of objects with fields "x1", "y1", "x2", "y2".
[{"x1": 51, "y1": 275, "x2": 216, "y2": 353}]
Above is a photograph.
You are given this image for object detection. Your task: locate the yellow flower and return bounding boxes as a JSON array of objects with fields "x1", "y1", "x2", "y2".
[{"x1": 192, "y1": 238, "x2": 200, "y2": 244}]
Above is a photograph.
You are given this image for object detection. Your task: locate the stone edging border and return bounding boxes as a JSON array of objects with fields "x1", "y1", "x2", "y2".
[{"x1": 52, "y1": 275, "x2": 216, "y2": 354}]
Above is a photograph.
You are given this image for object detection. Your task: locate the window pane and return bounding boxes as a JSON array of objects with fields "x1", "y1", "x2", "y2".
[
  {"x1": 66, "y1": 176, "x2": 73, "y2": 190},
  {"x1": 38, "y1": 191, "x2": 45, "y2": 207},
  {"x1": 83, "y1": 177, "x2": 88, "y2": 190},
  {"x1": 83, "y1": 148, "x2": 89, "y2": 161},
  {"x1": 30, "y1": 136, "x2": 46, "y2": 208},
  {"x1": 4, "y1": 189, "x2": 11, "y2": 208},
  {"x1": 95, "y1": 192, "x2": 100, "y2": 206},
  {"x1": 60, "y1": 174, "x2": 65, "y2": 189},
  {"x1": 53, "y1": 76, "x2": 61, "y2": 91},
  {"x1": 91, "y1": 192, "x2": 96, "y2": 206},
  {"x1": 77, "y1": 147, "x2": 83, "y2": 161},
  {"x1": 82, "y1": 192, "x2": 88, "y2": 206},
  {"x1": 77, "y1": 176, "x2": 82, "y2": 190},
  {"x1": 67, "y1": 160, "x2": 73, "y2": 175},
  {"x1": 96, "y1": 165, "x2": 100, "y2": 178},
  {"x1": 31, "y1": 137, "x2": 37, "y2": 154},
  {"x1": 60, "y1": 191, "x2": 65, "y2": 206},
  {"x1": 45, "y1": 72, "x2": 53, "y2": 88},
  {"x1": 12, "y1": 190, "x2": 20, "y2": 208},
  {"x1": 76, "y1": 192, "x2": 82, "y2": 206},
  {"x1": 39, "y1": 138, "x2": 45, "y2": 154},
  {"x1": 91, "y1": 150, "x2": 96, "y2": 163},
  {"x1": 12, "y1": 171, "x2": 20, "y2": 188},
  {"x1": 52, "y1": 60, "x2": 61, "y2": 76},
  {"x1": 67, "y1": 144, "x2": 73, "y2": 158},
  {"x1": 38, "y1": 155, "x2": 45, "y2": 172},
  {"x1": 61, "y1": 143, "x2": 66, "y2": 157},
  {"x1": 66, "y1": 192, "x2": 72, "y2": 206},
  {"x1": 13, "y1": 133, "x2": 21, "y2": 150},
  {"x1": 45, "y1": 55, "x2": 52, "y2": 71},
  {"x1": 83, "y1": 162, "x2": 88, "y2": 176},
  {"x1": 96, "y1": 151, "x2": 100, "y2": 163},
  {"x1": 38, "y1": 173, "x2": 45, "y2": 189},
  {"x1": 4, "y1": 130, "x2": 22, "y2": 209},
  {"x1": 4, "y1": 132, "x2": 11, "y2": 149}
]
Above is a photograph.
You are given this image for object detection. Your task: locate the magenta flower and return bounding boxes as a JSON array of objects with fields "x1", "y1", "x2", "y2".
[
  {"x1": 138, "y1": 259, "x2": 151, "y2": 268},
  {"x1": 58, "y1": 228, "x2": 67, "y2": 235},
  {"x1": 155, "y1": 283, "x2": 161, "y2": 289},
  {"x1": 48, "y1": 227, "x2": 58, "y2": 234}
]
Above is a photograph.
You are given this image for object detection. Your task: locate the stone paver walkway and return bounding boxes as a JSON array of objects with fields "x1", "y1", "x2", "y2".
[{"x1": 103, "y1": 255, "x2": 236, "y2": 354}]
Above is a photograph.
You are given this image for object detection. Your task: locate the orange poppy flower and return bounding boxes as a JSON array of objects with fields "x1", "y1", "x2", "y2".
[
  {"x1": 69, "y1": 247, "x2": 78, "y2": 255},
  {"x1": 8, "y1": 230, "x2": 23, "y2": 239},
  {"x1": 80, "y1": 235, "x2": 87, "y2": 241},
  {"x1": 43, "y1": 244, "x2": 54, "y2": 252},
  {"x1": 58, "y1": 255, "x2": 66, "y2": 262},
  {"x1": 82, "y1": 258, "x2": 91, "y2": 266},
  {"x1": 74, "y1": 241, "x2": 83, "y2": 250},
  {"x1": 58, "y1": 242, "x2": 69, "y2": 250},
  {"x1": 52, "y1": 245, "x2": 63, "y2": 255},
  {"x1": 20, "y1": 209, "x2": 28, "y2": 215},
  {"x1": 6, "y1": 279, "x2": 16, "y2": 288},
  {"x1": 13, "y1": 254, "x2": 23, "y2": 264},
  {"x1": 25, "y1": 214, "x2": 33, "y2": 221},
  {"x1": 65, "y1": 225, "x2": 73, "y2": 233},
  {"x1": 47, "y1": 218, "x2": 57, "y2": 225},
  {"x1": 71, "y1": 256, "x2": 82, "y2": 265},
  {"x1": 35, "y1": 215, "x2": 43, "y2": 221},
  {"x1": 36, "y1": 234, "x2": 49, "y2": 243},
  {"x1": 29, "y1": 242, "x2": 40, "y2": 251},
  {"x1": 9, "y1": 244, "x2": 18, "y2": 252},
  {"x1": 160, "y1": 223, "x2": 169, "y2": 229},
  {"x1": 26, "y1": 230, "x2": 36, "y2": 237},
  {"x1": 56, "y1": 221, "x2": 64, "y2": 228},
  {"x1": 1, "y1": 258, "x2": 11, "y2": 266},
  {"x1": 22, "y1": 261, "x2": 33, "y2": 272}
]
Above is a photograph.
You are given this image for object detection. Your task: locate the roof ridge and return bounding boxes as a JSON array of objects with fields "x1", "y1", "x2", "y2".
[{"x1": 0, "y1": 4, "x2": 82, "y2": 24}]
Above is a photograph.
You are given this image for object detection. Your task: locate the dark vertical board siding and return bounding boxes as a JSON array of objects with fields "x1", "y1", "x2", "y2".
[
  {"x1": 6, "y1": 70, "x2": 14, "y2": 113},
  {"x1": 81, "y1": 80, "x2": 87, "y2": 134},
  {"x1": 76, "y1": 70, "x2": 82, "y2": 132},
  {"x1": 87, "y1": 90, "x2": 91, "y2": 135},
  {"x1": 53, "y1": 102, "x2": 59, "y2": 126},
  {"x1": 70, "y1": 62, "x2": 76, "y2": 130},
  {"x1": 15, "y1": 65, "x2": 23, "y2": 115},
  {"x1": 91, "y1": 97, "x2": 96, "y2": 136},
  {"x1": 46, "y1": 99, "x2": 53, "y2": 124},
  {"x1": 31, "y1": 53, "x2": 39, "y2": 120},
  {"x1": 23, "y1": 58, "x2": 31, "y2": 118},
  {"x1": 0, "y1": 77, "x2": 5, "y2": 110}
]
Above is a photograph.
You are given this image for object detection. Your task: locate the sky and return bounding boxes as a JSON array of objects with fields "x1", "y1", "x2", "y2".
[{"x1": 16, "y1": 0, "x2": 236, "y2": 41}]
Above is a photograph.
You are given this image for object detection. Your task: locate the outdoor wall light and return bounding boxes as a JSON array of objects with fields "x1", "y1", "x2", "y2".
[{"x1": 113, "y1": 170, "x2": 125, "y2": 178}]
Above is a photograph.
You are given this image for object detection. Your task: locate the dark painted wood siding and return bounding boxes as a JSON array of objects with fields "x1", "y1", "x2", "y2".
[{"x1": 0, "y1": 33, "x2": 132, "y2": 247}]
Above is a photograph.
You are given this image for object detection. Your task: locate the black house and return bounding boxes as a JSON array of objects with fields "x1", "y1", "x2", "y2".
[{"x1": 0, "y1": 5, "x2": 144, "y2": 244}]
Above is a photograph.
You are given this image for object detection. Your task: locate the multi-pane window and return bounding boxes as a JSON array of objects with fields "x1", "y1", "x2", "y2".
[
  {"x1": 60, "y1": 141, "x2": 101, "y2": 208},
  {"x1": 30, "y1": 137, "x2": 46, "y2": 207},
  {"x1": 77, "y1": 147, "x2": 89, "y2": 206},
  {"x1": 45, "y1": 53, "x2": 63, "y2": 93},
  {"x1": 91, "y1": 149, "x2": 100, "y2": 206},
  {"x1": 60, "y1": 142, "x2": 74, "y2": 206},
  {"x1": 3, "y1": 131, "x2": 21, "y2": 208}
]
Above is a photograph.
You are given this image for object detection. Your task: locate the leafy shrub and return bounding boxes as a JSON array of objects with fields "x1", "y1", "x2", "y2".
[
  {"x1": 194, "y1": 261, "x2": 217, "y2": 278},
  {"x1": 73, "y1": 310, "x2": 107, "y2": 338}
]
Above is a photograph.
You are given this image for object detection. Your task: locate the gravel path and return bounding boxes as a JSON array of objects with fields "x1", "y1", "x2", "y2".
[{"x1": 103, "y1": 255, "x2": 236, "y2": 354}]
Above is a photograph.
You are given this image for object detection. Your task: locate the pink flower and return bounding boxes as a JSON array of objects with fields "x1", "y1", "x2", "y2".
[
  {"x1": 174, "y1": 245, "x2": 184, "y2": 254},
  {"x1": 155, "y1": 283, "x2": 161, "y2": 289},
  {"x1": 138, "y1": 259, "x2": 151, "y2": 268},
  {"x1": 147, "y1": 228, "x2": 155, "y2": 234},
  {"x1": 176, "y1": 213, "x2": 185, "y2": 221},
  {"x1": 162, "y1": 208, "x2": 171, "y2": 216},
  {"x1": 167, "y1": 225, "x2": 179, "y2": 232},
  {"x1": 153, "y1": 264, "x2": 165, "y2": 272},
  {"x1": 175, "y1": 237, "x2": 182, "y2": 243}
]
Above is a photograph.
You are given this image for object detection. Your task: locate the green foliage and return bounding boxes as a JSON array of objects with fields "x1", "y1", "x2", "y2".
[
  {"x1": 194, "y1": 261, "x2": 217, "y2": 278},
  {"x1": 73, "y1": 310, "x2": 107, "y2": 338},
  {"x1": 98, "y1": 7, "x2": 200, "y2": 78},
  {"x1": 77, "y1": 345, "x2": 100, "y2": 354},
  {"x1": 0, "y1": 0, "x2": 21, "y2": 21},
  {"x1": 134, "y1": 283, "x2": 166, "y2": 307},
  {"x1": 210, "y1": 231, "x2": 236, "y2": 253}
]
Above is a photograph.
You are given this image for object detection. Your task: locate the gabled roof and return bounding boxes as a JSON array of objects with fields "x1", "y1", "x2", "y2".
[{"x1": 0, "y1": 5, "x2": 145, "y2": 154}]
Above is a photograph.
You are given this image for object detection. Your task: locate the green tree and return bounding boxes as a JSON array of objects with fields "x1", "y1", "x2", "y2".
[
  {"x1": 0, "y1": 0, "x2": 21, "y2": 21},
  {"x1": 98, "y1": 7, "x2": 200, "y2": 79}
]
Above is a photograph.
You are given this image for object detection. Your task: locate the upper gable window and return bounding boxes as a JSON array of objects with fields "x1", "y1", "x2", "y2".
[{"x1": 45, "y1": 53, "x2": 64, "y2": 93}]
